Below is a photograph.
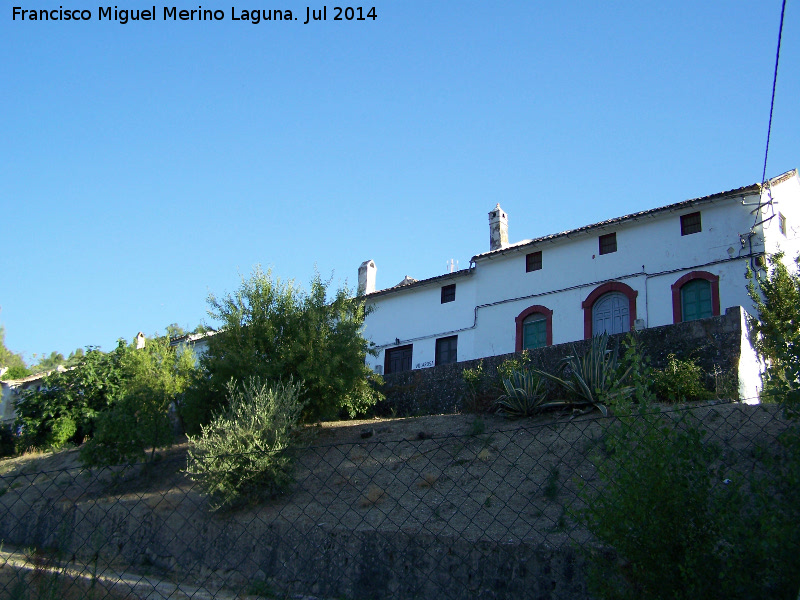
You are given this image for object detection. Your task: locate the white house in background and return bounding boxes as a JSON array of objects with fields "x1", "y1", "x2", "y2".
[
  {"x1": 0, "y1": 369, "x2": 62, "y2": 424},
  {"x1": 359, "y1": 170, "x2": 800, "y2": 377},
  {"x1": 168, "y1": 330, "x2": 215, "y2": 358}
]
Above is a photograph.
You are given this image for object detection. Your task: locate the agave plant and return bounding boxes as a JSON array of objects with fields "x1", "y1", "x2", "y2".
[
  {"x1": 494, "y1": 369, "x2": 565, "y2": 418},
  {"x1": 534, "y1": 332, "x2": 634, "y2": 416}
]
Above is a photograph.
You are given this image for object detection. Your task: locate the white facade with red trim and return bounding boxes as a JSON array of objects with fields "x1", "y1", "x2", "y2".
[{"x1": 360, "y1": 171, "x2": 800, "y2": 392}]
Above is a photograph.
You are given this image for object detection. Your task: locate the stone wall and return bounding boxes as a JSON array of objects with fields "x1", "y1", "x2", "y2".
[
  {"x1": 378, "y1": 306, "x2": 756, "y2": 416},
  {"x1": 0, "y1": 495, "x2": 590, "y2": 600}
]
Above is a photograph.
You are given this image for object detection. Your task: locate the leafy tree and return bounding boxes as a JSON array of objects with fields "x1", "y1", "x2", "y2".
[
  {"x1": 580, "y1": 410, "x2": 800, "y2": 599},
  {"x1": 31, "y1": 351, "x2": 66, "y2": 374},
  {"x1": 181, "y1": 266, "x2": 381, "y2": 431},
  {"x1": 2, "y1": 364, "x2": 32, "y2": 380},
  {"x1": 80, "y1": 336, "x2": 195, "y2": 465},
  {"x1": 0, "y1": 326, "x2": 30, "y2": 380},
  {"x1": 14, "y1": 344, "x2": 128, "y2": 449},
  {"x1": 748, "y1": 252, "x2": 800, "y2": 407},
  {"x1": 66, "y1": 348, "x2": 84, "y2": 366},
  {"x1": 165, "y1": 323, "x2": 187, "y2": 339}
]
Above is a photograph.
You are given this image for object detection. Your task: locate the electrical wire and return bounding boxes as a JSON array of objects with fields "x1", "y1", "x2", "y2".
[{"x1": 760, "y1": 0, "x2": 788, "y2": 188}]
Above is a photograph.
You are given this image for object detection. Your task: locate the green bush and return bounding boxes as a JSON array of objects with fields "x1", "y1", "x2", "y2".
[
  {"x1": 651, "y1": 354, "x2": 711, "y2": 402},
  {"x1": 14, "y1": 345, "x2": 128, "y2": 450},
  {"x1": 186, "y1": 377, "x2": 305, "y2": 510},
  {"x1": 80, "y1": 337, "x2": 195, "y2": 466},
  {"x1": 748, "y1": 252, "x2": 800, "y2": 410},
  {"x1": 496, "y1": 350, "x2": 531, "y2": 382},
  {"x1": 182, "y1": 267, "x2": 381, "y2": 431},
  {"x1": 580, "y1": 410, "x2": 800, "y2": 600},
  {"x1": 48, "y1": 416, "x2": 77, "y2": 450}
]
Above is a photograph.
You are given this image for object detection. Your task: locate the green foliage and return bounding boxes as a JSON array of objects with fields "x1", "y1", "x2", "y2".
[
  {"x1": 48, "y1": 416, "x2": 77, "y2": 449},
  {"x1": 615, "y1": 332, "x2": 655, "y2": 410},
  {"x1": 748, "y1": 252, "x2": 800, "y2": 409},
  {"x1": 580, "y1": 411, "x2": 800, "y2": 600},
  {"x1": 65, "y1": 348, "x2": 84, "y2": 367},
  {"x1": 535, "y1": 333, "x2": 633, "y2": 416},
  {"x1": 80, "y1": 337, "x2": 195, "y2": 466},
  {"x1": 1, "y1": 365, "x2": 32, "y2": 380},
  {"x1": 651, "y1": 354, "x2": 711, "y2": 402},
  {"x1": 461, "y1": 360, "x2": 496, "y2": 413},
  {"x1": 14, "y1": 335, "x2": 195, "y2": 458},
  {"x1": 0, "y1": 326, "x2": 30, "y2": 380},
  {"x1": 14, "y1": 344, "x2": 128, "y2": 450},
  {"x1": 495, "y1": 368, "x2": 564, "y2": 418},
  {"x1": 186, "y1": 377, "x2": 305, "y2": 510},
  {"x1": 30, "y1": 351, "x2": 66, "y2": 374},
  {"x1": 496, "y1": 350, "x2": 531, "y2": 382},
  {"x1": 182, "y1": 266, "x2": 381, "y2": 430}
]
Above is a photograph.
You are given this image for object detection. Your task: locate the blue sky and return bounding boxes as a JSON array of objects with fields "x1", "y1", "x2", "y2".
[{"x1": 1, "y1": 1, "x2": 798, "y2": 361}]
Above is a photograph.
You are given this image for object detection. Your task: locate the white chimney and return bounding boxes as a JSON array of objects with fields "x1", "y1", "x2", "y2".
[
  {"x1": 358, "y1": 260, "x2": 377, "y2": 295},
  {"x1": 489, "y1": 204, "x2": 508, "y2": 251}
]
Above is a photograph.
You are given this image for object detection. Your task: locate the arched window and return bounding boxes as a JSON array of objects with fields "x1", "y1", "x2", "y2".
[
  {"x1": 582, "y1": 282, "x2": 638, "y2": 339},
  {"x1": 515, "y1": 305, "x2": 553, "y2": 351},
  {"x1": 671, "y1": 271, "x2": 720, "y2": 323}
]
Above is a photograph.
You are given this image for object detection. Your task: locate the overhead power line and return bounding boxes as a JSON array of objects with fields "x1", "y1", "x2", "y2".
[{"x1": 761, "y1": 0, "x2": 788, "y2": 187}]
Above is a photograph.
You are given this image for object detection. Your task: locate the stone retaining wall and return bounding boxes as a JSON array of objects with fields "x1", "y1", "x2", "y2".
[
  {"x1": 0, "y1": 498, "x2": 589, "y2": 600},
  {"x1": 378, "y1": 306, "x2": 759, "y2": 416}
]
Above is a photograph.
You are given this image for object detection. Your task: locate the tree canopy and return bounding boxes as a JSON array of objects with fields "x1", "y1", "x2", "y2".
[{"x1": 181, "y1": 266, "x2": 381, "y2": 430}]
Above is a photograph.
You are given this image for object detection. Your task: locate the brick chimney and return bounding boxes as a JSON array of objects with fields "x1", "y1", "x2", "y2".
[
  {"x1": 358, "y1": 260, "x2": 377, "y2": 295},
  {"x1": 489, "y1": 204, "x2": 508, "y2": 251}
]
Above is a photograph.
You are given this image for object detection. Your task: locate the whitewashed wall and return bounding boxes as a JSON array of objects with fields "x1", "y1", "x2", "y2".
[{"x1": 363, "y1": 174, "x2": 800, "y2": 374}]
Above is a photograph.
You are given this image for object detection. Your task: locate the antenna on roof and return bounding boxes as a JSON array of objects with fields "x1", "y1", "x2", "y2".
[{"x1": 446, "y1": 259, "x2": 458, "y2": 273}]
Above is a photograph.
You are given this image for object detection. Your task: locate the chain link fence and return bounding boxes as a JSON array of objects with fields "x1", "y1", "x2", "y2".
[{"x1": 0, "y1": 400, "x2": 797, "y2": 600}]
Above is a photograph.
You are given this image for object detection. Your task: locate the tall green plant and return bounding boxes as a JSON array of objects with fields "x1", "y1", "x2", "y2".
[
  {"x1": 14, "y1": 344, "x2": 128, "y2": 450},
  {"x1": 182, "y1": 266, "x2": 382, "y2": 430},
  {"x1": 581, "y1": 409, "x2": 800, "y2": 600},
  {"x1": 80, "y1": 337, "x2": 196, "y2": 466},
  {"x1": 748, "y1": 252, "x2": 800, "y2": 410}
]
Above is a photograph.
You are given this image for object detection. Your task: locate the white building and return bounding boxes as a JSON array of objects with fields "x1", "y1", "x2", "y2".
[{"x1": 360, "y1": 170, "x2": 800, "y2": 376}]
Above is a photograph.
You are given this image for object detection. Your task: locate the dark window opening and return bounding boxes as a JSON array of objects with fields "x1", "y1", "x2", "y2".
[
  {"x1": 441, "y1": 284, "x2": 456, "y2": 303},
  {"x1": 599, "y1": 233, "x2": 617, "y2": 255},
  {"x1": 681, "y1": 212, "x2": 702, "y2": 236},
  {"x1": 385, "y1": 345, "x2": 413, "y2": 374},
  {"x1": 526, "y1": 251, "x2": 542, "y2": 272},
  {"x1": 435, "y1": 336, "x2": 458, "y2": 366}
]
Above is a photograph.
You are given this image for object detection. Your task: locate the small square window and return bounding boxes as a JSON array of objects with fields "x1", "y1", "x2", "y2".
[
  {"x1": 526, "y1": 251, "x2": 542, "y2": 272},
  {"x1": 599, "y1": 233, "x2": 617, "y2": 255},
  {"x1": 681, "y1": 212, "x2": 702, "y2": 236},
  {"x1": 441, "y1": 284, "x2": 456, "y2": 303},
  {"x1": 435, "y1": 336, "x2": 458, "y2": 366},
  {"x1": 779, "y1": 212, "x2": 787, "y2": 235}
]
